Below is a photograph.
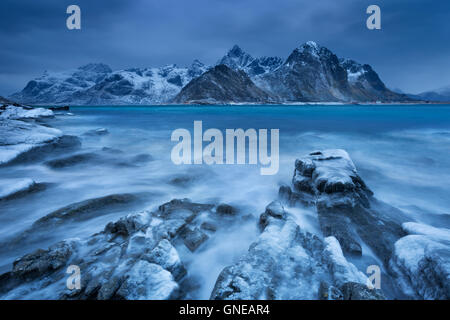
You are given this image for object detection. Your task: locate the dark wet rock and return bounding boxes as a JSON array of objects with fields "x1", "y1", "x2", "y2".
[
  {"x1": 104, "y1": 210, "x2": 148, "y2": 239},
  {"x1": 101, "y1": 147, "x2": 124, "y2": 154},
  {"x1": 34, "y1": 194, "x2": 138, "y2": 227},
  {"x1": 0, "y1": 241, "x2": 76, "y2": 295},
  {"x1": 6, "y1": 135, "x2": 81, "y2": 165},
  {"x1": 278, "y1": 185, "x2": 315, "y2": 207},
  {"x1": 317, "y1": 207, "x2": 362, "y2": 256},
  {"x1": 182, "y1": 228, "x2": 209, "y2": 252},
  {"x1": 216, "y1": 203, "x2": 238, "y2": 216},
  {"x1": 44, "y1": 152, "x2": 99, "y2": 169},
  {"x1": 83, "y1": 128, "x2": 109, "y2": 136},
  {"x1": 158, "y1": 199, "x2": 214, "y2": 217},
  {"x1": 169, "y1": 175, "x2": 196, "y2": 187},
  {"x1": 0, "y1": 181, "x2": 47, "y2": 202},
  {"x1": 340, "y1": 282, "x2": 385, "y2": 300},
  {"x1": 12, "y1": 241, "x2": 75, "y2": 279},
  {"x1": 201, "y1": 222, "x2": 217, "y2": 232},
  {"x1": 49, "y1": 106, "x2": 70, "y2": 111},
  {"x1": 131, "y1": 153, "x2": 153, "y2": 163},
  {"x1": 4, "y1": 194, "x2": 142, "y2": 250},
  {"x1": 317, "y1": 281, "x2": 344, "y2": 300}
]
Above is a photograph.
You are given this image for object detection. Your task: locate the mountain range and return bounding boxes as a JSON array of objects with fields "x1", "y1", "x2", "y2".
[
  {"x1": 407, "y1": 86, "x2": 450, "y2": 102},
  {"x1": 10, "y1": 41, "x2": 416, "y2": 105}
]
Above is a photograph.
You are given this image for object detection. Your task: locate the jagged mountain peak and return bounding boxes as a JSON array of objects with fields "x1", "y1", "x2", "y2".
[
  {"x1": 292, "y1": 41, "x2": 334, "y2": 59},
  {"x1": 218, "y1": 45, "x2": 254, "y2": 70},
  {"x1": 228, "y1": 45, "x2": 247, "y2": 56},
  {"x1": 190, "y1": 59, "x2": 205, "y2": 68},
  {"x1": 173, "y1": 64, "x2": 271, "y2": 104},
  {"x1": 10, "y1": 41, "x2": 412, "y2": 105}
]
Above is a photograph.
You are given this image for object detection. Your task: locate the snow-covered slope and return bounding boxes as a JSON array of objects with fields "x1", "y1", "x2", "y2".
[
  {"x1": 11, "y1": 42, "x2": 412, "y2": 105},
  {"x1": 254, "y1": 41, "x2": 410, "y2": 102},
  {"x1": 10, "y1": 63, "x2": 112, "y2": 104},
  {"x1": 11, "y1": 62, "x2": 209, "y2": 105}
]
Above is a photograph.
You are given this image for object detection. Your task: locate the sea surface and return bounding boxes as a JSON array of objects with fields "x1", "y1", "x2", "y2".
[{"x1": 1, "y1": 104, "x2": 450, "y2": 298}]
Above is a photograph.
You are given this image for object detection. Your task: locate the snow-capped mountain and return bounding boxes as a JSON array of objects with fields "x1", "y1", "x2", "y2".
[
  {"x1": 173, "y1": 64, "x2": 272, "y2": 104},
  {"x1": 254, "y1": 41, "x2": 408, "y2": 102},
  {"x1": 408, "y1": 85, "x2": 450, "y2": 102},
  {"x1": 217, "y1": 45, "x2": 283, "y2": 77},
  {"x1": 11, "y1": 61, "x2": 209, "y2": 105},
  {"x1": 11, "y1": 41, "x2": 412, "y2": 105},
  {"x1": 10, "y1": 63, "x2": 112, "y2": 104}
]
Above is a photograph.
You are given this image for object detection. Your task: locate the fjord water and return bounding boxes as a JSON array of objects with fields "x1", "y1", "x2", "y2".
[{"x1": 0, "y1": 105, "x2": 449, "y2": 299}]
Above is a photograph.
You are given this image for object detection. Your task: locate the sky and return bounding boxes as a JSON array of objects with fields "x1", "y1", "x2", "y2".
[{"x1": 0, "y1": 0, "x2": 449, "y2": 95}]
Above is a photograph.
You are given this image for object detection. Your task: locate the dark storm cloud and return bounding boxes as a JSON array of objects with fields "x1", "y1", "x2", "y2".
[{"x1": 0, "y1": 0, "x2": 449, "y2": 95}]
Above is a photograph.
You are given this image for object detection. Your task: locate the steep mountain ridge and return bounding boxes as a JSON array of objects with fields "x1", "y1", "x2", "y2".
[
  {"x1": 11, "y1": 42, "x2": 412, "y2": 104},
  {"x1": 172, "y1": 64, "x2": 272, "y2": 104}
]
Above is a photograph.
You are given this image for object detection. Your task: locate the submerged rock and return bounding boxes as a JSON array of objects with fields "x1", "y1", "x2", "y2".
[
  {"x1": 182, "y1": 228, "x2": 209, "y2": 252},
  {"x1": 0, "y1": 178, "x2": 46, "y2": 201},
  {"x1": 45, "y1": 152, "x2": 99, "y2": 169},
  {"x1": 83, "y1": 128, "x2": 109, "y2": 136},
  {"x1": 216, "y1": 203, "x2": 238, "y2": 216},
  {"x1": 34, "y1": 194, "x2": 139, "y2": 226},
  {"x1": 5, "y1": 194, "x2": 142, "y2": 249},
  {"x1": 4, "y1": 135, "x2": 81, "y2": 165}
]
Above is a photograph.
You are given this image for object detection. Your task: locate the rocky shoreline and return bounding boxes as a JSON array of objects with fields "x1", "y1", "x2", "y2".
[{"x1": 0, "y1": 104, "x2": 449, "y2": 300}]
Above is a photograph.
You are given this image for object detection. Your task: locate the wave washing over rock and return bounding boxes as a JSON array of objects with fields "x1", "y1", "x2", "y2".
[{"x1": 0, "y1": 107, "x2": 448, "y2": 303}]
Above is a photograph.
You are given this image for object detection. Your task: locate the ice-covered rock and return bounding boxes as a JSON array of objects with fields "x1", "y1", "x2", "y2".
[
  {"x1": 0, "y1": 105, "x2": 77, "y2": 165},
  {"x1": 211, "y1": 202, "x2": 383, "y2": 300},
  {"x1": 0, "y1": 105, "x2": 53, "y2": 120},
  {"x1": 390, "y1": 223, "x2": 450, "y2": 299},
  {"x1": 115, "y1": 260, "x2": 178, "y2": 300},
  {"x1": 0, "y1": 199, "x2": 239, "y2": 300},
  {"x1": 11, "y1": 62, "x2": 209, "y2": 105},
  {"x1": 323, "y1": 236, "x2": 368, "y2": 287},
  {"x1": 282, "y1": 149, "x2": 406, "y2": 264}
]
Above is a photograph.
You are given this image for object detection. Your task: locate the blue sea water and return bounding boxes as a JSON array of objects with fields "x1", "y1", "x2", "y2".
[{"x1": 1, "y1": 104, "x2": 449, "y2": 298}]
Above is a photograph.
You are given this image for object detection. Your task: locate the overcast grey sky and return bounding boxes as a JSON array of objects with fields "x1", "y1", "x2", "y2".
[{"x1": 0, "y1": 0, "x2": 449, "y2": 95}]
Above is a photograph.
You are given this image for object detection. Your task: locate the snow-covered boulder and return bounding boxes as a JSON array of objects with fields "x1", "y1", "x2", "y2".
[
  {"x1": 282, "y1": 149, "x2": 406, "y2": 263},
  {"x1": 115, "y1": 260, "x2": 179, "y2": 300},
  {"x1": 0, "y1": 199, "x2": 244, "y2": 300},
  {"x1": 0, "y1": 105, "x2": 53, "y2": 120},
  {"x1": 211, "y1": 203, "x2": 384, "y2": 300},
  {"x1": 0, "y1": 105, "x2": 81, "y2": 166},
  {"x1": 390, "y1": 223, "x2": 450, "y2": 299}
]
